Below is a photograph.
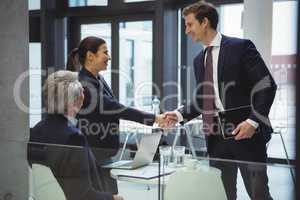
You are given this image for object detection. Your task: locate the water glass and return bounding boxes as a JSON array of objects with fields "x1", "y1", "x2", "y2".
[
  {"x1": 173, "y1": 146, "x2": 185, "y2": 167},
  {"x1": 159, "y1": 145, "x2": 172, "y2": 167}
]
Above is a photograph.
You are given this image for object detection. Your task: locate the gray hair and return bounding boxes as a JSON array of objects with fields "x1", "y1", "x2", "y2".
[{"x1": 43, "y1": 70, "x2": 83, "y2": 114}]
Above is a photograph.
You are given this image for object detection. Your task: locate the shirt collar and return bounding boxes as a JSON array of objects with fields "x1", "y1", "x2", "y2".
[
  {"x1": 64, "y1": 115, "x2": 78, "y2": 126},
  {"x1": 204, "y1": 32, "x2": 222, "y2": 49}
]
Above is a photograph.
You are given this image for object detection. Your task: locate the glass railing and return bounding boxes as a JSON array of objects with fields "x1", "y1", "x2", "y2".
[
  {"x1": 26, "y1": 138, "x2": 295, "y2": 200},
  {"x1": 1, "y1": 122, "x2": 294, "y2": 200},
  {"x1": 159, "y1": 156, "x2": 295, "y2": 200}
]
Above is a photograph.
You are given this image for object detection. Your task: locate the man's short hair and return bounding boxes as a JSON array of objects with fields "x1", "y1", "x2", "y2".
[
  {"x1": 183, "y1": 0, "x2": 219, "y2": 30},
  {"x1": 43, "y1": 70, "x2": 83, "y2": 114}
]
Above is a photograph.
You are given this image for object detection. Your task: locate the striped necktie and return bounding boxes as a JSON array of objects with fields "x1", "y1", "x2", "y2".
[{"x1": 202, "y1": 46, "x2": 215, "y2": 135}]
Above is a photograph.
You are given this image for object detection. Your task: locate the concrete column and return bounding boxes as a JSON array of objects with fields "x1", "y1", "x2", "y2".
[
  {"x1": 243, "y1": 0, "x2": 273, "y2": 67},
  {"x1": 0, "y1": 0, "x2": 29, "y2": 199}
]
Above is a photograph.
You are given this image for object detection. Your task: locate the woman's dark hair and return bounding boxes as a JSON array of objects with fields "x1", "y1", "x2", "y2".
[
  {"x1": 66, "y1": 36, "x2": 106, "y2": 72},
  {"x1": 66, "y1": 48, "x2": 81, "y2": 72}
]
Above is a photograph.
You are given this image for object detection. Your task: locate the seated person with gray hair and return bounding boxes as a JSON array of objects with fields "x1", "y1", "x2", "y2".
[{"x1": 28, "y1": 70, "x2": 123, "y2": 200}]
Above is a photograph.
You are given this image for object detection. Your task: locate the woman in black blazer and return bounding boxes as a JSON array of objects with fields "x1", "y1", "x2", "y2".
[{"x1": 67, "y1": 36, "x2": 167, "y2": 194}]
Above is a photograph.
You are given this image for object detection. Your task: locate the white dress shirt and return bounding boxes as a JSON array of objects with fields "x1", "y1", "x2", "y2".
[
  {"x1": 175, "y1": 32, "x2": 258, "y2": 129},
  {"x1": 64, "y1": 115, "x2": 78, "y2": 127}
]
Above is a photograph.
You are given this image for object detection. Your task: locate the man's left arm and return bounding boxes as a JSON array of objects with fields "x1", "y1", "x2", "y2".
[{"x1": 233, "y1": 40, "x2": 277, "y2": 140}]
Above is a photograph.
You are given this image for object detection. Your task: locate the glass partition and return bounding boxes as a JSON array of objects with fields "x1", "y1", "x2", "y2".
[
  {"x1": 160, "y1": 156, "x2": 295, "y2": 200},
  {"x1": 27, "y1": 122, "x2": 296, "y2": 200}
]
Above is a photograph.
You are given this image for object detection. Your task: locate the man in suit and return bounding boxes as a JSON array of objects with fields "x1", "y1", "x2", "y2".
[
  {"x1": 28, "y1": 70, "x2": 123, "y2": 200},
  {"x1": 165, "y1": 1, "x2": 277, "y2": 199}
]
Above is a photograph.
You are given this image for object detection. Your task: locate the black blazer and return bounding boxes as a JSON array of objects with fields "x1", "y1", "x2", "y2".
[
  {"x1": 28, "y1": 114, "x2": 113, "y2": 200},
  {"x1": 179, "y1": 35, "x2": 277, "y2": 142},
  {"x1": 78, "y1": 67, "x2": 155, "y2": 151}
]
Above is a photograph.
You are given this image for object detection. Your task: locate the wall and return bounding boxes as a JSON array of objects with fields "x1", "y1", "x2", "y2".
[{"x1": 0, "y1": 0, "x2": 29, "y2": 199}]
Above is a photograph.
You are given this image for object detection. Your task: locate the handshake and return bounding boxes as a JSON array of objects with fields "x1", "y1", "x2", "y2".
[{"x1": 154, "y1": 111, "x2": 180, "y2": 129}]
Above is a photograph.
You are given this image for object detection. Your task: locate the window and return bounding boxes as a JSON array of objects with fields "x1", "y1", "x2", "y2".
[
  {"x1": 219, "y1": 4, "x2": 244, "y2": 38},
  {"x1": 81, "y1": 23, "x2": 112, "y2": 86},
  {"x1": 69, "y1": 0, "x2": 108, "y2": 7},
  {"x1": 28, "y1": 0, "x2": 40, "y2": 10},
  {"x1": 124, "y1": 0, "x2": 154, "y2": 3},
  {"x1": 272, "y1": 1, "x2": 298, "y2": 56},
  {"x1": 119, "y1": 21, "x2": 153, "y2": 111},
  {"x1": 29, "y1": 43, "x2": 42, "y2": 127},
  {"x1": 267, "y1": 0, "x2": 298, "y2": 159}
]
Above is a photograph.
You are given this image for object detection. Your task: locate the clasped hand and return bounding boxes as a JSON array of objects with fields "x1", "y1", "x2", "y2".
[
  {"x1": 232, "y1": 121, "x2": 256, "y2": 140},
  {"x1": 155, "y1": 111, "x2": 179, "y2": 129}
]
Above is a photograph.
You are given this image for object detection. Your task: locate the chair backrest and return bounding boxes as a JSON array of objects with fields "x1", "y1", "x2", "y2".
[
  {"x1": 164, "y1": 164, "x2": 227, "y2": 200},
  {"x1": 30, "y1": 164, "x2": 66, "y2": 200}
]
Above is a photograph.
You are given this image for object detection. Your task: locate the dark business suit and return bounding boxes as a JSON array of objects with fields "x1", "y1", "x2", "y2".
[
  {"x1": 78, "y1": 67, "x2": 156, "y2": 151},
  {"x1": 77, "y1": 67, "x2": 156, "y2": 193},
  {"x1": 179, "y1": 35, "x2": 277, "y2": 200},
  {"x1": 28, "y1": 114, "x2": 113, "y2": 200}
]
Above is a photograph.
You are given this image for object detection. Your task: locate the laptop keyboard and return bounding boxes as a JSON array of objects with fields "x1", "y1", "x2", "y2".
[
  {"x1": 111, "y1": 160, "x2": 133, "y2": 167},
  {"x1": 119, "y1": 161, "x2": 133, "y2": 167}
]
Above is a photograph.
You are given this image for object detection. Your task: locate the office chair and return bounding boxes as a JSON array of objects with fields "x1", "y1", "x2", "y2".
[
  {"x1": 271, "y1": 126, "x2": 296, "y2": 184},
  {"x1": 267, "y1": 82, "x2": 296, "y2": 184},
  {"x1": 30, "y1": 164, "x2": 66, "y2": 200}
]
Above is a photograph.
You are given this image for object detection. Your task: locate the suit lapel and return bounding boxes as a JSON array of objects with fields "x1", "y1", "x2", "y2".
[
  {"x1": 98, "y1": 75, "x2": 114, "y2": 98},
  {"x1": 217, "y1": 35, "x2": 229, "y2": 103},
  {"x1": 217, "y1": 35, "x2": 228, "y2": 83},
  {"x1": 194, "y1": 51, "x2": 205, "y2": 83}
]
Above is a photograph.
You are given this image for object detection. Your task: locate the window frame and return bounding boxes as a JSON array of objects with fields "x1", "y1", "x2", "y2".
[{"x1": 29, "y1": 0, "x2": 298, "y2": 166}]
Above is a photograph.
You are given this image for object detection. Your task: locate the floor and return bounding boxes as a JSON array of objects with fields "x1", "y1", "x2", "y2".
[{"x1": 116, "y1": 163, "x2": 295, "y2": 200}]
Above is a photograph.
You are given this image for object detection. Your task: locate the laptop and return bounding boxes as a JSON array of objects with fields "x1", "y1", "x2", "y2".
[{"x1": 103, "y1": 130, "x2": 162, "y2": 170}]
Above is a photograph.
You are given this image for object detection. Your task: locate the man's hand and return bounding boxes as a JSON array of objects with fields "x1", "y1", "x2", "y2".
[
  {"x1": 164, "y1": 111, "x2": 179, "y2": 123},
  {"x1": 113, "y1": 195, "x2": 124, "y2": 200},
  {"x1": 232, "y1": 121, "x2": 256, "y2": 140},
  {"x1": 155, "y1": 113, "x2": 177, "y2": 129}
]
